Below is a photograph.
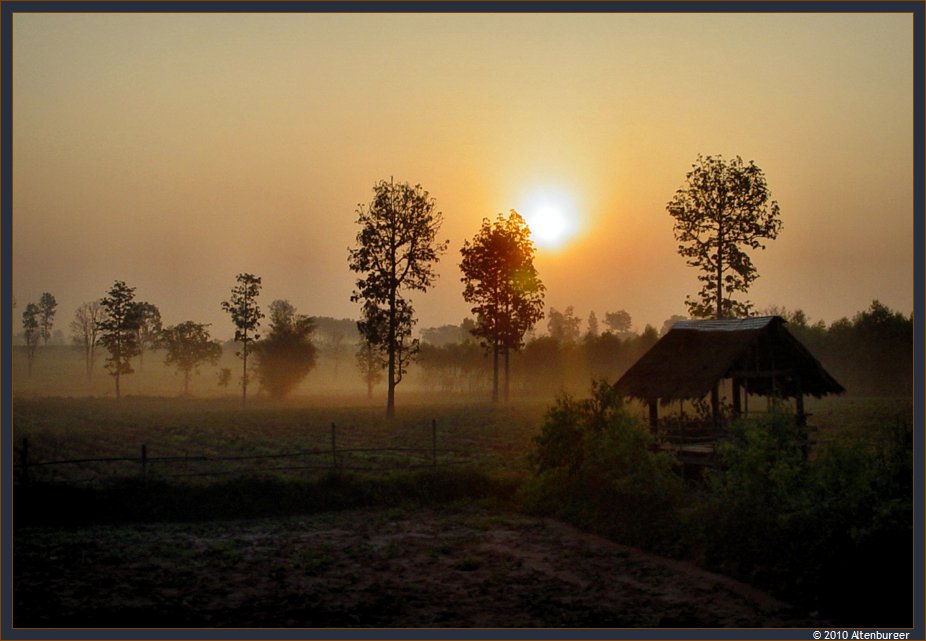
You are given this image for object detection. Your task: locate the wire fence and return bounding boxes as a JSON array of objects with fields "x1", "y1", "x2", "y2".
[{"x1": 14, "y1": 420, "x2": 470, "y2": 485}]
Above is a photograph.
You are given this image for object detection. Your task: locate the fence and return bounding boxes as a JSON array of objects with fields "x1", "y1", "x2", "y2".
[{"x1": 15, "y1": 420, "x2": 467, "y2": 484}]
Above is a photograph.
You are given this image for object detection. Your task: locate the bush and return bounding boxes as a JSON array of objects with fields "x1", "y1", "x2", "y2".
[
  {"x1": 521, "y1": 380, "x2": 689, "y2": 552},
  {"x1": 698, "y1": 411, "x2": 912, "y2": 625}
]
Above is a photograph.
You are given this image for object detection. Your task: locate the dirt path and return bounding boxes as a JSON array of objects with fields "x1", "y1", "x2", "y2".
[{"x1": 14, "y1": 505, "x2": 812, "y2": 629}]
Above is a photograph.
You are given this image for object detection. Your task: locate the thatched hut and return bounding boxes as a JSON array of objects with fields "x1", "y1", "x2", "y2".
[{"x1": 613, "y1": 316, "x2": 844, "y2": 429}]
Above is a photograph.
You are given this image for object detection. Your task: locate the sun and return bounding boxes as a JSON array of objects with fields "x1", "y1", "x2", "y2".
[{"x1": 520, "y1": 188, "x2": 580, "y2": 250}]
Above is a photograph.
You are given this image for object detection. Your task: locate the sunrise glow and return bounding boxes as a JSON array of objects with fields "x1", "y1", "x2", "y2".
[{"x1": 520, "y1": 188, "x2": 580, "y2": 250}]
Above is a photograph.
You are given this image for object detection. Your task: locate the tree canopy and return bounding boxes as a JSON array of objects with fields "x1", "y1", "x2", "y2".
[
  {"x1": 460, "y1": 211, "x2": 545, "y2": 402},
  {"x1": 667, "y1": 154, "x2": 781, "y2": 319},
  {"x1": 254, "y1": 300, "x2": 318, "y2": 400},
  {"x1": 348, "y1": 178, "x2": 448, "y2": 417}
]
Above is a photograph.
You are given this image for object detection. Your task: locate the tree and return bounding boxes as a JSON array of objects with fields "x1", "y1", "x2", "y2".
[
  {"x1": 221, "y1": 273, "x2": 264, "y2": 407},
  {"x1": 667, "y1": 154, "x2": 782, "y2": 319},
  {"x1": 37, "y1": 292, "x2": 57, "y2": 346},
  {"x1": 460, "y1": 211, "x2": 545, "y2": 402},
  {"x1": 131, "y1": 302, "x2": 162, "y2": 371},
  {"x1": 603, "y1": 310, "x2": 633, "y2": 336},
  {"x1": 586, "y1": 311, "x2": 599, "y2": 338},
  {"x1": 253, "y1": 300, "x2": 318, "y2": 399},
  {"x1": 70, "y1": 300, "x2": 104, "y2": 381},
  {"x1": 348, "y1": 178, "x2": 448, "y2": 417},
  {"x1": 547, "y1": 306, "x2": 581, "y2": 343},
  {"x1": 21, "y1": 303, "x2": 41, "y2": 376},
  {"x1": 161, "y1": 321, "x2": 222, "y2": 395},
  {"x1": 98, "y1": 281, "x2": 141, "y2": 399},
  {"x1": 355, "y1": 339, "x2": 385, "y2": 401}
]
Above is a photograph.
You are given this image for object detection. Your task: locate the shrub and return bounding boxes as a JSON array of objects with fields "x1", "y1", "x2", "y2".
[{"x1": 522, "y1": 380, "x2": 688, "y2": 551}]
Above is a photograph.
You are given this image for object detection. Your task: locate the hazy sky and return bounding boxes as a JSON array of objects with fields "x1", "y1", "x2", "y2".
[{"x1": 12, "y1": 11, "x2": 914, "y2": 340}]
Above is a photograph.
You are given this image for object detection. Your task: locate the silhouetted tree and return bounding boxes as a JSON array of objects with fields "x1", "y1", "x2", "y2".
[
  {"x1": 355, "y1": 339, "x2": 385, "y2": 400},
  {"x1": 460, "y1": 211, "x2": 545, "y2": 402},
  {"x1": 659, "y1": 314, "x2": 688, "y2": 336},
  {"x1": 221, "y1": 273, "x2": 264, "y2": 407},
  {"x1": 70, "y1": 300, "x2": 104, "y2": 381},
  {"x1": 21, "y1": 303, "x2": 41, "y2": 376},
  {"x1": 604, "y1": 310, "x2": 633, "y2": 336},
  {"x1": 586, "y1": 311, "x2": 599, "y2": 338},
  {"x1": 98, "y1": 281, "x2": 141, "y2": 399},
  {"x1": 131, "y1": 301, "x2": 162, "y2": 371},
  {"x1": 547, "y1": 306, "x2": 581, "y2": 343},
  {"x1": 348, "y1": 178, "x2": 448, "y2": 417},
  {"x1": 161, "y1": 321, "x2": 222, "y2": 395},
  {"x1": 37, "y1": 292, "x2": 57, "y2": 346},
  {"x1": 217, "y1": 367, "x2": 232, "y2": 390},
  {"x1": 253, "y1": 300, "x2": 318, "y2": 399},
  {"x1": 667, "y1": 154, "x2": 782, "y2": 319}
]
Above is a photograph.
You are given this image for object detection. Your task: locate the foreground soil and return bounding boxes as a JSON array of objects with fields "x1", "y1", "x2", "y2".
[{"x1": 15, "y1": 505, "x2": 814, "y2": 629}]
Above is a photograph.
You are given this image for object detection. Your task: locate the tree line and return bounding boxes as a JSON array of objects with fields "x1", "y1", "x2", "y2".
[{"x1": 16, "y1": 155, "x2": 913, "y2": 410}]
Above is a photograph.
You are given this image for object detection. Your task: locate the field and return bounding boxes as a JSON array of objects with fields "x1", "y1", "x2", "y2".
[{"x1": 10, "y1": 393, "x2": 914, "y2": 629}]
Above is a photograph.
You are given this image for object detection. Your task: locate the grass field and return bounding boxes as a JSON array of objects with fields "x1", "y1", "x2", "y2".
[{"x1": 10, "y1": 391, "x2": 914, "y2": 628}]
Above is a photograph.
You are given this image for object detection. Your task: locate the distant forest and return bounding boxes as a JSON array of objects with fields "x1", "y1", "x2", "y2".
[{"x1": 12, "y1": 299, "x2": 912, "y2": 400}]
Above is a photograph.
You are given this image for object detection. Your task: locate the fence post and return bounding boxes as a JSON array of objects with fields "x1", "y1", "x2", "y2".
[
  {"x1": 432, "y1": 419, "x2": 437, "y2": 468},
  {"x1": 331, "y1": 423, "x2": 337, "y2": 470},
  {"x1": 141, "y1": 444, "x2": 148, "y2": 477},
  {"x1": 20, "y1": 437, "x2": 29, "y2": 484}
]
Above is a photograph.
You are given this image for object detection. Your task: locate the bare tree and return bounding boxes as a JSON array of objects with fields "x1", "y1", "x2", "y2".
[{"x1": 70, "y1": 300, "x2": 104, "y2": 381}]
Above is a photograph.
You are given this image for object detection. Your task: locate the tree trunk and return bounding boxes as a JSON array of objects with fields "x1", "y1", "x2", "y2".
[
  {"x1": 491, "y1": 340, "x2": 499, "y2": 403},
  {"x1": 503, "y1": 347, "x2": 510, "y2": 403}
]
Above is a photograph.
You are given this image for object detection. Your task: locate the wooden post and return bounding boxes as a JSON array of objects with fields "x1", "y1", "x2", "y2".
[
  {"x1": 141, "y1": 444, "x2": 148, "y2": 477},
  {"x1": 432, "y1": 419, "x2": 437, "y2": 468},
  {"x1": 331, "y1": 423, "x2": 337, "y2": 470},
  {"x1": 732, "y1": 379, "x2": 742, "y2": 418},
  {"x1": 648, "y1": 399, "x2": 658, "y2": 434},
  {"x1": 20, "y1": 437, "x2": 29, "y2": 484}
]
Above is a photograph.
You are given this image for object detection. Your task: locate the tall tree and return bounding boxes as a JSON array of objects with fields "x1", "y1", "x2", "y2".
[
  {"x1": 348, "y1": 178, "x2": 448, "y2": 417},
  {"x1": 21, "y1": 303, "x2": 41, "y2": 376},
  {"x1": 98, "y1": 281, "x2": 141, "y2": 399},
  {"x1": 131, "y1": 301, "x2": 162, "y2": 371},
  {"x1": 161, "y1": 322, "x2": 222, "y2": 395},
  {"x1": 667, "y1": 154, "x2": 782, "y2": 319},
  {"x1": 460, "y1": 211, "x2": 545, "y2": 402},
  {"x1": 37, "y1": 292, "x2": 57, "y2": 346},
  {"x1": 221, "y1": 273, "x2": 264, "y2": 407},
  {"x1": 253, "y1": 300, "x2": 318, "y2": 400},
  {"x1": 70, "y1": 300, "x2": 104, "y2": 381}
]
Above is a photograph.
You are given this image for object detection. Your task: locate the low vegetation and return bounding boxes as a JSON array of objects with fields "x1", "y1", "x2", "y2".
[{"x1": 12, "y1": 390, "x2": 913, "y2": 627}]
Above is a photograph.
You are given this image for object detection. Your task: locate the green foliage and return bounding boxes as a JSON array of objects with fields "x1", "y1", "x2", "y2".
[
  {"x1": 667, "y1": 154, "x2": 782, "y2": 319},
  {"x1": 253, "y1": 300, "x2": 318, "y2": 400},
  {"x1": 698, "y1": 411, "x2": 912, "y2": 623},
  {"x1": 524, "y1": 381, "x2": 687, "y2": 550}
]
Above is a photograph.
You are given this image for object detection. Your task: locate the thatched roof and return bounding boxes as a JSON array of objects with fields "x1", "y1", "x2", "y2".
[{"x1": 613, "y1": 316, "x2": 844, "y2": 404}]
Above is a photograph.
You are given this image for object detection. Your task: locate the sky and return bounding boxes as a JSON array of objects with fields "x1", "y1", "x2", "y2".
[{"x1": 12, "y1": 11, "x2": 915, "y2": 341}]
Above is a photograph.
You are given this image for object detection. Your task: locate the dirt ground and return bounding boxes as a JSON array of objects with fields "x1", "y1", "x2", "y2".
[{"x1": 14, "y1": 505, "x2": 814, "y2": 630}]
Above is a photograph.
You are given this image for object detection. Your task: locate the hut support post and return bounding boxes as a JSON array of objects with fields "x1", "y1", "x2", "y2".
[
  {"x1": 732, "y1": 379, "x2": 742, "y2": 418},
  {"x1": 710, "y1": 385, "x2": 720, "y2": 427}
]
